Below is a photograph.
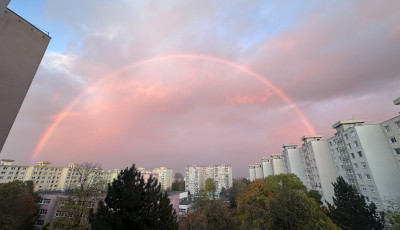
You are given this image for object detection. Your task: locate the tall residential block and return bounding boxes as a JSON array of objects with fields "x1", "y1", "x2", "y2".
[
  {"x1": 153, "y1": 167, "x2": 173, "y2": 190},
  {"x1": 185, "y1": 164, "x2": 232, "y2": 195},
  {"x1": 299, "y1": 135, "x2": 337, "y2": 204},
  {"x1": 282, "y1": 144, "x2": 307, "y2": 187},
  {"x1": 329, "y1": 120, "x2": 400, "y2": 209},
  {"x1": 249, "y1": 154, "x2": 284, "y2": 181},
  {"x1": 0, "y1": 6, "x2": 50, "y2": 152}
]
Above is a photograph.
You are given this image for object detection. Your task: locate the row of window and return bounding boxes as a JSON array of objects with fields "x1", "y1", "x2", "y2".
[
  {"x1": 350, "y1": 151, "x2": 363, "y2": 158},
  {"x1": 357, "y1": 173, "x2": 372, "y2": 180},
  {"x1": 38, "y1": 198, "x2": 51, "y2": 204},
  {"x1": 383, "y1": 121, "x2": 400, "y2": 132}
]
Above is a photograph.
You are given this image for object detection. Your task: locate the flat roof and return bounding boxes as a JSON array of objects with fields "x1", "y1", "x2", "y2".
[{"x1": 332, "y1": 119, "x2": 365, "y2": 129}]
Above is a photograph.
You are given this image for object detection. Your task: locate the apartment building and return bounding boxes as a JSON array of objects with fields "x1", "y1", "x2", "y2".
[
  {"x1": 329, "y1": 120, "x2": 400, "y2": 209},
  {"x1": 380, "y1": 98, "x2": 400, "y2": 169},
  {"x1": 153, "y1": 167, "x2": 173, "y2": 190},
  {"x1": 249, "y1": 154, "x2": 284, "y2": 181},
  {"x1": 282, "y1": 144, "x2": 307, "y2": 187},
  {"x1": 299, "y1": 135, "x2": 337, "y2": 204},
  {"x1": 0, "y1": 4, "x2": 50, "y2": 152},
  {"x1": 0, "y1": 160, "x2": 120, "y2": 191},
  {"x1": 185, "y1": 165, "x2": 232, "y2": 195}
]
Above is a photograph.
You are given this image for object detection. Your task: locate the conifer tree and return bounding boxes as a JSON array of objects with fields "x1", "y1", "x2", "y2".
[
  {"x1": 90, "y1": 164, "x2": 178, "y2": 230},
  {"x1": 327, "y1": 176, "x2": 384, "y2": 230}
]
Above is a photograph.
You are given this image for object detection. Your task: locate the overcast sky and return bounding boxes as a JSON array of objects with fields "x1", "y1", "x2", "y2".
[{"x1": 2, "y1": 0, "x2": 400, "y2": 177}]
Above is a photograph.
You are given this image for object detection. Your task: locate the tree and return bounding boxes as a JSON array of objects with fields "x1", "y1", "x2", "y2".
[
  {"x1": 51, "y1": 162, "x2": 106, "y2": 229},
  {"x1": 0, "y1": 180, "x2": 39, "y2": 230},
  {"x1": 90, "y1": 164, "x2": 178, "y2": 230},
  {"x1": 205, "y1": 178, "x2": 216, "y2": 199},
  {"x1": 308, "y1": 190, "x2": 323, "y2": 206},
  {"x1": 327, "y1": 176, "x2": 384, "y2": 230},
  {"x1": 386, "y1": 196, "x2": 400, "y2": 229}
]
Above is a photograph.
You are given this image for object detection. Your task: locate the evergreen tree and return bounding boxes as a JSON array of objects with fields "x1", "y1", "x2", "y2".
[
  {"x1": 90, "y1": 164, "x2": 178, "y2": 230},
  {"x1": 327, "y1": 176, "x2": 384, "y2": 230}
]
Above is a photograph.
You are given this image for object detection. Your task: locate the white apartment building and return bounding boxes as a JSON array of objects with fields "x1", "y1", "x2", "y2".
[
  {"x1": 261, "y1": 157, "x2": 273, "y2": 177},
  {"x1": 380, "y1": 112, "x2": 400, "y2": 170},
  {"x1": 329, "y1": 120, "x2": 400, "y2": 209},
  {"x1": 299, "y1": 135, "x2": 337, "y2": 204},
  {"x1": 249, "y1": 165, "x2": 256, "y2": 181},
  {"x1": 282, "y1": 144, "x2": 307, "y2": 187},
  {"x1": 249, "y1": 154, "x2": 285, "y2": 181},
  {"x1": 185, "y1": 165, "x2": 232, "y2": 195}
]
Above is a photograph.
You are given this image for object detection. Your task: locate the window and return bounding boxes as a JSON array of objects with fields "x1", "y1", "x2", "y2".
[
  {"x1": 31, "y1": 177, "x2": 36, "y2": 179},
  {"x1": 1, "y1": 172, "x2": 5, "y2": 175},
  {"x1": 354, "y1": 163, "x2": 358, "y2": 169},
  {"x1": 354, "y1": 141, "x2": 359, "y2": 147},
  {"x1": 344, "y1": 134, "x2": 348, "y2": 140},
  {"x1": 347, "y1": 143, "x2": 352, "y2": 149},
  {"x1": 389, "y1": 136, "x2": 397, "y2": 143},
  {"x1": 362, "y1": 187, "x2": 367, "y2": 191},
  {"x1": 2, "y1": 167, "x2": 7, "y2": 170},
  {"x1": 38, "y1": 198, "x2": 51, "y2": 204},
  {"x1": 10, "y1": 167, "x2": 15, "y2": 170},
  {"x1": 8, "y1": 172, "x2": 13, "y2": 175},
  {"x1": 395, "y1": 121, "x2": 400, "y2": 128},
  {"x1": 350, "y1": 153, "x2": 355, "y2": 158},
  {"x1": 358, "y1": 151, "x2": 363, "y2": 157},
  {"x1": 0, "y1": 176, "x2": 3, "y2": 180},
  {"x1": 384, "y1": 125, "x2": 392, "y2": 132},
  {"x1": 366, "y1": 174, "x2": 371, "y2": 180},
  {"x1": 361, "y1": 162, "x2": 367, "y2": 168},
  {"x1": 35, "y1": 220, "x2": 44, "y2": 227},
  {"x1": 357, "y1": 174, "x2": 362, "y2": 179},
  {"x1": 329, "y1": 141, "x2": 332, "y2": 146},
  {"x1": 39, "y1": 209, "x2": 47, "y2": 215},
  {"x1": 369, "y1": 185, "x2": 375, "y2": 192},
  {"x1": 7, "y1": 176, "x2": 11, "y2": 179},
  {"x1": 350, "y1": 131, "x2": 355, "y2": 137},
  {"x1": 395, "y1": 148, "x2": 400, "y2": 155}
]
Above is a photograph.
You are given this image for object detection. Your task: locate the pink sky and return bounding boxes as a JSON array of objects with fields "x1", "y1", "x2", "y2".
[{"x1": 2, "y1": 0, "x2": 400, "y2": 177}]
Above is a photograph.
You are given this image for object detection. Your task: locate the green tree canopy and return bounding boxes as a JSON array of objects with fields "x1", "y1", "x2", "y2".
[
  {"x1": 205, "y1": 178, "x2": 216, "y2": 199},
  {"x1": 0, "y1": 180, "x2": 39, "y2": 230},
  {"x1": 327, "y1": 176, "x2": 384, "y2": 230},
  {"x1": 90, "y1": 164, "x2": 178, "y2": 230}
]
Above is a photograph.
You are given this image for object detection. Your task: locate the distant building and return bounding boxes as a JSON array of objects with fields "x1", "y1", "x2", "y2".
[
  {"x1": 153, "y1": 167, "x2": 173, "y2": 190},
  {"x1": 185, "y1": 164, "x2": 232, "y2": 195},
  {"x1": 0, "y1": 160, "x2": 121, "y2": 191},
  {"x1": 248, "y1": 153, "x2": 284, "y2": 181},
  {"x1": 282, "y1": 144, "x2": 307, "y2": 186},
  {"x1": 0, "y1": 5, "x2": 50, "y2": 153}
]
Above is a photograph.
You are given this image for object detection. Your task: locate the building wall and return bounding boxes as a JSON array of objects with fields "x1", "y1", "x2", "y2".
[
  {"x1": 271, "y1": 154, "x2": 284, "y2": 175},
  {"x1": 254, "y1": 163, "x2": 263, "y2": 179},
  {"x1": 0, "y1": 9, "x2": 50, "y2": 152},
  {"x1": 185, "y1": 165, "x2": 232, "y2": 195},
  {"x1": 282, "y1": 145, "x2": 308, "y2": 188},
  {"x1": 355, "y1": 125, "x2": 400, "y2": 207},
  {"x1": 261, "y1": 157, "x2": 273, "y2": 178},
  {"x1": 249, "y1": 165, "x2": 255, "y2": 181},
  {"x1": 380, "y1": 114, "x2": 400, "y2": 170}
]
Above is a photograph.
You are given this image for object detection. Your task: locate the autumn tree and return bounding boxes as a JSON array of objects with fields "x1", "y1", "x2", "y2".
[
  {"x1": 327, "y1": 176, "x2": 384, "y2": 230},
  {"x1": 90, "y1": 164, "x2": 178, "y2": 230},
  {"x1": 238, "y1": 174, "x2": 339, "y2": 230},
  {"x1": 51, "y1": 162, "x2": 106, "y2": 229},
  {"x1": 0, "y1": 180, "x2": 39, "y2": 230}
]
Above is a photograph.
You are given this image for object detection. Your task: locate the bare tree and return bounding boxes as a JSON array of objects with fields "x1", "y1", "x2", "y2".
[{"x1": 51, "y1": 162, "x2": 107, "y2": 229}]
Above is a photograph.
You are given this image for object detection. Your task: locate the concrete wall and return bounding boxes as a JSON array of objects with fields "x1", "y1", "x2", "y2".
[
  {"x1": 0, "y1": 9, "x2": 50, "y2": 152},
  {"x1": 312, "y1": 141, "x2": 338, "y2": 205},
  {"x1": 261, "y1": 157, "x2": 273, "y2": 178},
  {"x1": 0, "y1": 0, "x2": 10, "y2": 17},
  {"x1": 356, "y1": 125, "x2": 400, "y2": 205}
]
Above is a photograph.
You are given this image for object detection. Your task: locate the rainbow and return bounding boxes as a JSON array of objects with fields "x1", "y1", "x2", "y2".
[{"x1": 31, "y1": 54, "x2": 316, "y2": 161}]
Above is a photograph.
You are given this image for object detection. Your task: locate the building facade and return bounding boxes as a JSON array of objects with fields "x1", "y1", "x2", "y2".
[
  {"x1": 0, "y1": 6, "x2": 50, "y2": 152},
  {"x1": 185, "y1": 164, "x2": 232, "y2": 195},
  {"x1": 248, "y1": 154, "x2": 284, "y2": 181}
]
